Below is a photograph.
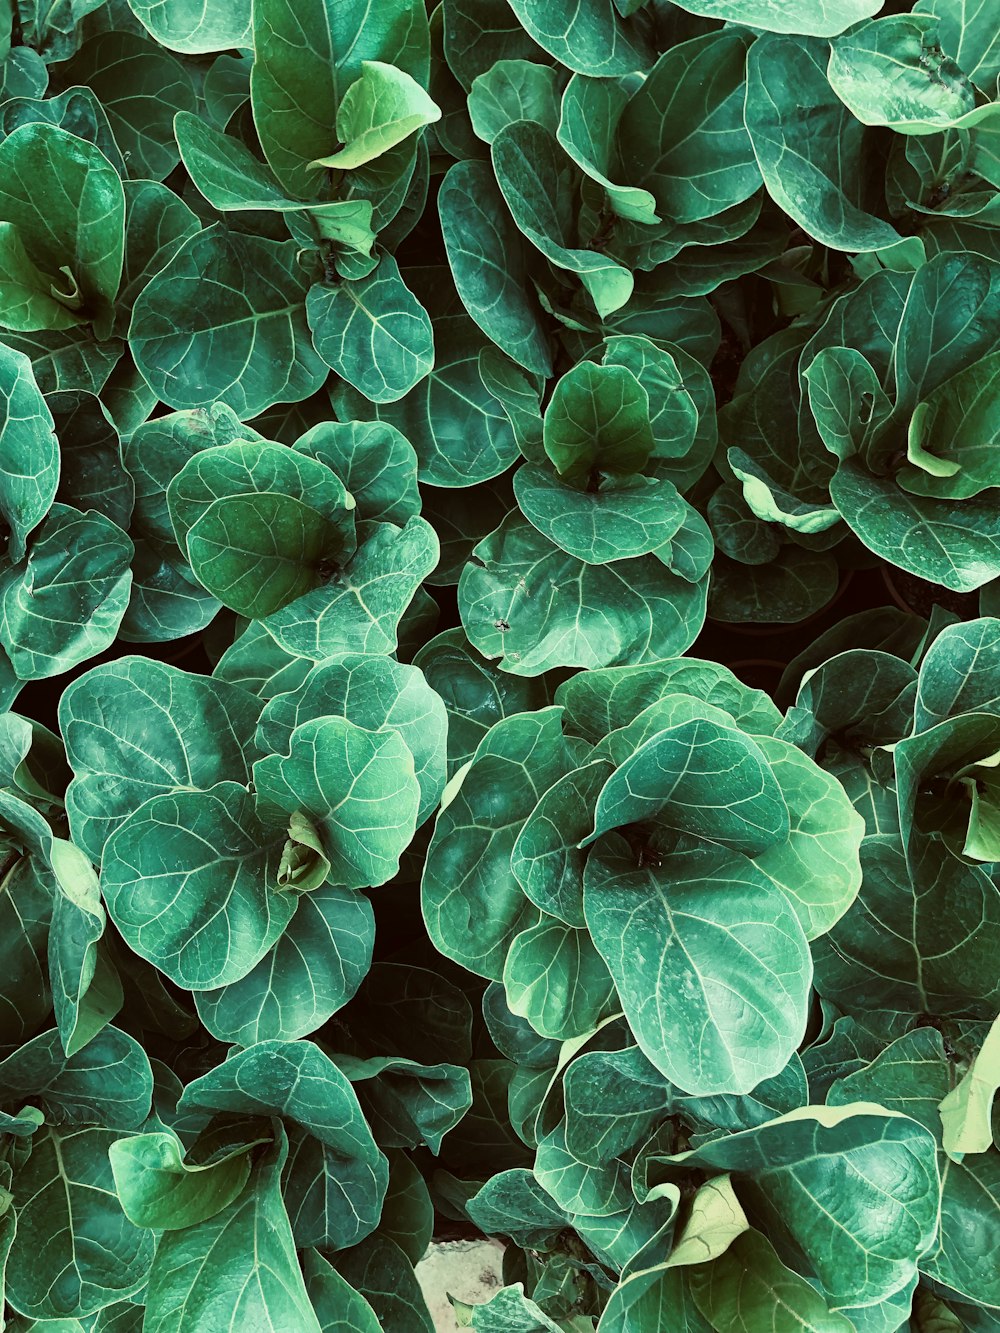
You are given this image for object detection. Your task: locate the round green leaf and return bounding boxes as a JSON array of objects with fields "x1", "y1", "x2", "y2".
[
  {"x1": 306, "y1": 253, "x2": 433, "y2": 405},
  {"x1": 100, "y1": 781, "x2": 294, "y2": 991},
  {"x1": 167, "y1": 441, "x2": 356, "y2": 618},
  {"x1": 459, "y1": 513, "x2": 707, "y2": 676},
  {"x1": 254, "y1": 715, "x2": 420, "y2": 889},
  {"x1": 194, "y1": 884, "x2": 374, "y2": 1044},
  {"x1": 514, "y1": 466, "x2": 686, "y2": 565},
  {"x1": 0, "y1": 506, "x2": 132, "y2": 681},
  {"x1": 61, "y1": 655, "x2": 260, "y2": 862},
  {"x1": 129, "y1": 225, "x2": 327, "y2": 418},
  {"x1": 584, "y1": 839, "x2": 812, "y2": 1095},
  {"x1": 257, "y1": 652, "x2": 447, "y2": 823}
]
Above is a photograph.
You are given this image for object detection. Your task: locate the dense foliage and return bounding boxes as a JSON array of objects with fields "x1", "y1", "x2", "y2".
[{"x1": 0, "y1": 0, "x2": 998, "y2": 1329}]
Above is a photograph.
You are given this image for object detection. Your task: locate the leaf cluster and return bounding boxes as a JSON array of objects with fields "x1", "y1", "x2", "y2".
[{"x1": 0, "y1": 0, "x2": 998, "y2": 1330}]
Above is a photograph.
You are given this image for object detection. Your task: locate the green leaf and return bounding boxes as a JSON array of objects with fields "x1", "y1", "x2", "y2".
[
  {"x1": 254, "y1": 714, "x2": 420, "y2": 889},
  {"x1": 0, "y1": 325, "x2": 120, "y2": 398},
  {"x1": 307, "y1": 253, "x2": 434, "y2": 403},
  {"x1": 61, "y1": 31, "x2": 197, "y2": 180},
  {"x1": 584, "y1": 840, "x2": 812, "y2": 1096},
  {"x1": 0, "y1": 85, "x2": 125, "y2": 176},
  {"x1": 708, "y1": 548, "x2": 840, "y2": 626},
  {"x1": 939, "y1": 1013, "x2": 1000, "y2": 1157},
  {"x1": 468, "y1": 59, "x2": 560, "y2": 145},
  {"x1": 830, "y1": 456, "x2": 1000, "y2": 591},
  {"x1": 504, "y1": 0, "x2": 651, "y2": 77},
  {"x1": 828, "y1": 15, "x2": 978, "y2": 135},
  {"x1": 503, "y1": 915, "x2": 617, "y2": 1040},
  {"x1": 109, "y1": 1130, "x2": 253, "y2": 1231},
  {"x1": 143, "y1": 1134, "x2": 322, "y2": 1333},
  {"x1": 0, "y1": 1024, "x2": 151, "y2": 1129},
  {"x1": 439, "y1": 159, "x2": 552, "y2": 377},
  {"x1": 588, "y1": 717, "x2": 791, "y2": 857},
  {"x1": 261, "y1": 515, "x2": 439, "y2": 661},
  {"x1": 562, "y1": 1044, "x2": 670, "y2": 1167},
  {"x1": 826, "y1": 1026, "x2": 949, "y2": 1138},
  {"x1": 915, "y1": 617, "x2": 1000, "y2": 730},
  {"x1": 690, "y1": 1229, "x2": 855, "y2": 1332},
  {"x1": 639, "y1": 1104, "x2": 940, "y2": 1309},
  {"x1": 335, "y1": 1052, "x2": 471, "y2": 1153},
  {"x1": 913, "y1": 0, "x2": 1000, "y2": 89},
  {"x1": 460, "y1": 513, "x2": 707, "y2": 675},
  {"x1": 543, "y1": 362, "x2": 653, "y2": 483},
  {"x1": 310, "y1": 61, "x2": 439, "y2": 170},
  {"x1": 748, "y1": 736, "x2": 864, "y2": 939},
  {"x1": 514, "y1": 466, "x2": 686, "y2": 565},
  {"x1": 129, "y1": 224, "x2": 327, "y2": 418},
  {"x1": 0, "y1": 341, "x2": 58, "y2": 561},
  {"x1": 212, "y1": 617, "x2": 312, "y2": 701},
  {"x1": 803, "y1": 345, "x2": 893, "y2": 463},
  {"x1": 467, "y1": 1168, "x2": 568, "y2": 1248},
  {"x1": 422, "y1": 707, "x2": 575, "y2": 980},
  {"x1": 178, "y1": 1040, "x2": 387, "y2": 1250},
  {"x1": 596, "y1": 1178, "x2": 741, "y2": 1332},
  {"x1": 814, "y1": 836, "x2": 1000, "y2": 1020},
  {"x1": 250, "y1": 0, "x2": 429, "y2": 199},
  {"x1": 294, "y1": 419, "x2": 420, "y2": 526},
  {"x1": 334, "y1": 293, "x2": 519, "y2": 486},
  {"x1": 558, "y1": 658, "x2": 782, "y2": 744},
  {"x1": 925, "y1": 1151, "x2": 1000, "y2": 1309},
  {"x1": 49, "y1": 390, "x2": 133, "y2": 530},
  {"x1": 305, "y1": 1248, "x2": 381, "y2": 1333},
  {"x1": 898, "y1": 349, "x2": 1000, "y2": 500},
  {"x1": 101, "y1": 782, "x2": 295, "y2": 990},
  {"x1": 120, "y1": 539, "x2": 221, "y2": 644},
  {"x1": 0, "y1": 506, "x2": 132, "y2": 681},
  {"x1": 558, "y1": 74, "x2": 659, "y2": 225},
  {"x1": 61, "y1": 655, "x2": 260, "y2": 862},
  {"x1": 175, "y1": 111, "x2": 376, "y2": 264},
  {"x1": 667, "y1": 0, "x2": 883, "y2": 37},
  {"x1": 331, "y1": 1235, "x2": 433, "y2": 1333},
  {"x1": 463, "y1": 1284, "x2": 564, "y2": 1332},
  {"x1": 413, "y1": 627, "x2": 556, "y2": 775},
  {"x1": 378, "y1": 1151, "x2": 434, "y2": 1263},
  {"x1": 46, "y1": 837, "x2": 122, "y2": 1056},
  {"x1": 125, "y1": 0, "x2": 251, "y2": 53},
  {"x1": 492, "y1": 121, "x2": 633, "y2": 318},
  {"x1": 257, "y1": 651, "x2": 447, "y2": 823},
  {"x1": 618, "y1": 31, "x2": 760, "y2": 226},
  {"x1": 0, "y1": 857, "x2": 51, "y2": 1050},
  {"x1": 194, "y1": 883, "x2": 374, "y2": 1044},
  {"x1": 0, "y1": 123, "x2": 124, "y2": 333},
  {"x1": 167, "y1": 441, "x2": 357, "y2": 618},
  {"x1": 124, "y1": 401, "x2": 263, "y2": 551},
  {"x1": 0, "y1": 47, "x2": 47, "y2": 101},
  {"x1": 745, "y1": 34, "x2": 901, "y2": 252},
  {"x1": 512, "y1": 758, "x2": 614, "y2": 929},
  {"x1": 5, "y1": 1126, "x2": 154, "y2": 1319}
]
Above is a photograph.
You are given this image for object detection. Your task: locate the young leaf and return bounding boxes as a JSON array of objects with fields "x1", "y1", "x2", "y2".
[
  {"x1": 250, "y1": 0, "x2": 430, "y2": 199},
  {"x1": 142, "y1": 1134, "x2": 323, "y2": 1333},
  {"x1": 109, "y1": 1130, "x2": 254, "y2": 1231},
  {"x1": 310, "y1": 61, "x2": 440, "y2": 170}
]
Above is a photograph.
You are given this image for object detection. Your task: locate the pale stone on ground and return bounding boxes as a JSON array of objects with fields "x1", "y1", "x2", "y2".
[{"x1": 415, "y1": 1239, "x2": 506, "y2": 1331}]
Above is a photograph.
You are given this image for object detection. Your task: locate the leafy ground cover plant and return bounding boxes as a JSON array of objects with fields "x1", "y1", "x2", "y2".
[{"x1": 0, "y1": 0, "x2": 999, "y2": 1329}]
